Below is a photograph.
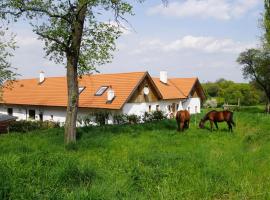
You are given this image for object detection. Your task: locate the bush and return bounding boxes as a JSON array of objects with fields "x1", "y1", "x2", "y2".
[
  {"x1": 126, "y1": 114, "x2": 141, "y2": 124},
  {"x1": 113, "y1": 114, "x2": 128, "y2": 125},
  {"x1": 77, "y1": 115, "x2": 94, "y2": 127},
  {"x1": 9, "y1": 120, "x2": 60, "y2": 133},
  {"x1": 151, "y1": 110, "x2": 167, "y2": 121},
  {"x1": 91, "y1": 111, "x2": 110, "y2": 126},
  {"x1": 203, "y1": 99, "x2": 218, "y2": 108}
]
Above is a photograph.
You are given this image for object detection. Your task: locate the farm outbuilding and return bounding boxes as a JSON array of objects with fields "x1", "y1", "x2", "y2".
[
  {"x1": 0, "y1": 114, "x2": 17, "y2": 133},
  {"x1": 0, "y1": 71, "x2": 206, "y2": 125}
]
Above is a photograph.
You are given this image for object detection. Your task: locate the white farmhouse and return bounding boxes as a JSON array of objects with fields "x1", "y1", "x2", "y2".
[{"x1": 0, "y1": 71, "x2": 206, "y2": 124}]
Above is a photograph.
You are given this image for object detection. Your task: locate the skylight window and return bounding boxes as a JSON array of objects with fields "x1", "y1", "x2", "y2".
[
  {"x1": 95, "y1": 86, "x2": 108, "y2": 96},
  {"x1": 79, "y1": 86, "x2": 86, "y2": 94}
]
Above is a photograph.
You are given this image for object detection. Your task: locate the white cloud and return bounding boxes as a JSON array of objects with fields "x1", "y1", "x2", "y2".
[
  {"x1": 164, "y1": 35, "x2": 255, "y2": 53},
  {"x1": 147, "y1": 0, "x2": 261, "y2": 20},
  {"x1": 131, "y1": 35, "x2": 255, "y2": 55}
]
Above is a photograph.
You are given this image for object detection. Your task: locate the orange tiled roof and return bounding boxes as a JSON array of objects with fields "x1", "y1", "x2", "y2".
[
  {"x1": 1, "y1": 72, "x2": 201, "y2": 109},
  {"x1": 153, "y1": 77, "x2": 198, "y2": 100},
  {"x1": 170, "y1": 78, "x2": 198, "y2": 96},
  {"x1": 1, "y1": 72, "x2": 148, "y2": 109}
]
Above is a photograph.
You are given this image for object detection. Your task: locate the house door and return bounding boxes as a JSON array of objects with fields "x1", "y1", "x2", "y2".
[
  {"x1": 172, "y1": 103, "x2": 176, "y2": 115},
  {"x1": 39, "y1": 113, "x2": 43, "y2": 121}
]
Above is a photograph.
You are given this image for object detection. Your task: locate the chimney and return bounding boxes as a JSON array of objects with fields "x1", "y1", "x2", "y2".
[
  {"x1": 107, "y1": 86, "x2": 115, "y2": 102},
  {"x1": 160, "y1": 71, "x2": 168, "y2": 84},
  {"x1": 39, "y1": 71, "x2": 45, "y2": 83}
]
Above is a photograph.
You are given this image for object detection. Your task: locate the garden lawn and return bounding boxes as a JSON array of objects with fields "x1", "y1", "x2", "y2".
[{"x1": 0, "y1": 110, "x2": 270, "y2": 199}]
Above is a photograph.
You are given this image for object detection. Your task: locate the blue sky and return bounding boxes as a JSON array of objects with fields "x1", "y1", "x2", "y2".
[{"x1": 10, "y1": 0, "x2": 264, "y2": 82}]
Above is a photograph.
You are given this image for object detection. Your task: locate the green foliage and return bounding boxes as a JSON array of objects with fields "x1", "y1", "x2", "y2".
[
  {"x1": 0, "y1": 109, "x2": 270, "y2": 199},
  {"x1": 203, "y1": 79, "x2": 262, "y2": 106},
  {"x1": 9, "y1": 120, "x2": 60, "y2": 133},
  {"x1": 264, "y1": 0, "x2": 270, "y2": 46},
  {"x1": 93, "y1": 111, "x2": 110, "y2": 126},
  {"x1": 126, "y1": 114, "x2": 141, "y2": 124},
  {"x1": 0, "y1": 28, "x2": 18, "y2": 88},
  {"x1": 237, "y1": 48, "x2": 270, "y2": 106},
  {"x1": 0, "y1": 0, "x2": 132, "y2": 74},
  {"x1": 142, "y1": 110, "x2": 167, "y2": 122}
]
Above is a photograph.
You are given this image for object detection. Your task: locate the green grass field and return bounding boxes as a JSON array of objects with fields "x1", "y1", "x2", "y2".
[{"x1": 1, "y1": 108, "x2": 270, "y2": 199}]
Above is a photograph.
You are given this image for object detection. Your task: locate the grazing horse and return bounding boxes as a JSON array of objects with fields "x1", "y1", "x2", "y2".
[
  {"x1": 199, "y1": 110, "x2": 235, "y2": 132},
  {"x1": 176, "y1": 110, "x2": 190, "y2": 132}
]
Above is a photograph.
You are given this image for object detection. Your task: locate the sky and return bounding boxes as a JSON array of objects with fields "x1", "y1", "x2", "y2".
[{"x1": 9, "y1": 0, "x2": 264, "y2": 82}]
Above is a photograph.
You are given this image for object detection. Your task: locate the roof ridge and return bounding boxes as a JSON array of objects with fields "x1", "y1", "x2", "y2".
[{"x1": 15, "y1": 71, "x2": 148, "y2": 81}]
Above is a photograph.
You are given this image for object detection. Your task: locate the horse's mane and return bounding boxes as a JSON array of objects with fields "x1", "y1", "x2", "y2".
[{"x1": 202, "y1": 110, "x2": 217, "y2": 121}]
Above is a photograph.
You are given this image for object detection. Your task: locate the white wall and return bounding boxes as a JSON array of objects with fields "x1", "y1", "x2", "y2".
[
  {"x1": 0, "y1": 105, "x2": 120, "y2": 126},
  {"x1": 122, "y1": 98, "x2": 201, "y2": 117},
  {"x1": 0, "y1": 105, "x2": 67, "y2": 125},
  {"x1": 182, "y1": 98, "x2": 201, "y2": 114},
  {"x1": 0, "y1": 97, "x2": 201, "y2": 126}
]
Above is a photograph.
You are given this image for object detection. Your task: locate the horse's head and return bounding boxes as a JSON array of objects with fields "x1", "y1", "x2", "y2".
[{"x1": 199, "y1": 119, "x2": 205, "y2": 129}]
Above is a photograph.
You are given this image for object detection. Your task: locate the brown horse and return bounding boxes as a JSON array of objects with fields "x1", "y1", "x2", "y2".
[
  {"x1": 199, "y1": 110, "x2": 235, "y2": 132},
  {"x1": 176, "y1": 110, "x2": 190, "y2": 132}
]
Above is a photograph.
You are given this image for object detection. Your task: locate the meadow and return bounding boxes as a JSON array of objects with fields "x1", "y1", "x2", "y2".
[{"x1": 0, "y1": 108, "x2": 270, "y2": 199}]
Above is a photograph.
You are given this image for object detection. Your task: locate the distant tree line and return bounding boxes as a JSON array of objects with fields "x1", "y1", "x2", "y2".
[{"x1": 202, "y1": 79, "x2": 266, "y2": 107}]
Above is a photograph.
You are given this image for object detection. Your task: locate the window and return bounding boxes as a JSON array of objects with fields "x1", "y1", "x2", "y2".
[
  {"x1": 29, "y1": 110, "x2": 36, "y2": 119},
  {"x1": 149, "y1": 105, "x2": 152, "y2": 112},
  {"x1": 176, "y1": 104, "x2": 179, "y2": 110},
  {"x1": 51, "y1": 115, "x2": 54, "y2": 120},
  {"x1": 7, "y1": 108, "x2": 13, "y2": 116},
  {"x1": 95, "y1": 86, "x2": 108, "y2": 96},
  {"x1": 168, "y1": 105, "x2": 171, "y2": 112},
  {"x1": 78, "y1": 86, "x2": 86, "y2": 94},
  {"x1": 156, "y1": 105, "x2": 160, "y2": 111},
  {"x1": 188, "y1": 107, "x2": 190, "y2": 112}
]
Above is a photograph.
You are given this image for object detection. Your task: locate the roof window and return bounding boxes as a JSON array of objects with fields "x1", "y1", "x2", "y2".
[
  {"x1": 95, "y1": 86, "x2": 108, "y2": 96},
  {"x1": 79, "y1": 86, "x2": 86, "y2": 94}
]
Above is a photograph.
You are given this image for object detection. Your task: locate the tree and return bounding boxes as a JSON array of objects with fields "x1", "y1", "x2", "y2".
[
  {"x1": 237, "y1": 49, "x2": 270, "y2": 112},
  {"x1": 0, "y1": 28, "x2": 17, "y2": 93},
  {"x1": 0, "y1": 0, "x2": 134, "y2": 144},
  {"x1": 264, "y1": 0, "x2": 270, "y2": 46}
]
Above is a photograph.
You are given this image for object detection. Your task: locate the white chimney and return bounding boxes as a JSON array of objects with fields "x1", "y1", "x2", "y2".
[
  {"x1": 39, "y1": 71, "x2": 45, "y2": 83},
  {"x1": 107, "y1": 86, "x2": 115, "y2": 101},
  {"x1": 160, "y1": 71, "x2": 168, "y2": 84}
]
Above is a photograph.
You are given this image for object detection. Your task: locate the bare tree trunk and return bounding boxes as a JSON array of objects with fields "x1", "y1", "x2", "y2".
[{"x1": 65, "y1": 55, "x2": 79, "y2": 144}]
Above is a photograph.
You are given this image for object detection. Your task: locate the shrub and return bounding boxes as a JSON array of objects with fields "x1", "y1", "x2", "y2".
[
  {"x1": 142, "y1": 112, "x2": 153, "y2": 123},
  {"x1": 203, "y1": 99, "x2": 218, "y2": 108},
  {"x1": 151, "y1": 110, "x2": 167, "y2": 121},
  {"x1": 113, "y1": 114, "x2": 128, "y2": 125},
  {"x1": 77, "y1": 115, "x2": 94, "y2": 127},
  {"x1": 126, "y1": 114, "x2": 141, "y2": 124},
  {"x1": 91, "y1": 111, "x2": 110, "y2": 126},
  {"x1": 142, "y1": 111, "x2": 167, "y2": 123},
  {"x1": 9, "y1": 120, "x2": 60, "y2": 133}
]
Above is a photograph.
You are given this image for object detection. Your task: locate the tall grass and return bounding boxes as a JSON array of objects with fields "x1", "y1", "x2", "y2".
[{"x1": 0, "y1": 109, "x2": 270, "y2": 199}]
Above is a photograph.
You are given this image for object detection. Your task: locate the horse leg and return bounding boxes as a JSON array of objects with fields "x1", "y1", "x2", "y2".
[
  {"x1": 214, "y1": 121, "x2": 219, "y2": 130},
  {"x1": 210, "y1": 121, "x2": 214, "y2": 132},
  {"x1": 231, "y1": 120, "x2": 236, "y2": 127},
  {"x1": 227, "y1": 122, "x2": 232, "y2": 132},
  {"x1": 177, "y1": 121, "x2": 180, "y2": 131},
  {"x1": 186, "y1": 120, "x2": 190, "y2": 129},
  {"x1": 181, "y1": 122, "x2": 185, "y2": 132}
]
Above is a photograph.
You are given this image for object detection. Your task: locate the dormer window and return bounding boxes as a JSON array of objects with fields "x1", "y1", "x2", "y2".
[
  {"x1": 95, "y1": 86, "x2": 108, "y2": 96},
  {"x1": 79, "y1": 86, "x2": 86, "y2": 94}
]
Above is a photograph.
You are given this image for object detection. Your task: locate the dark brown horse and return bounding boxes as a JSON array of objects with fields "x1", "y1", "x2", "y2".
[
  {"x1": 199, "y1": 110, "x2": 235, "y2": 132},
  {"x1": 176, "y1": 110, "x2": 190, "y2": 132}
]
